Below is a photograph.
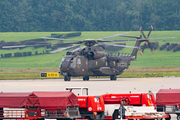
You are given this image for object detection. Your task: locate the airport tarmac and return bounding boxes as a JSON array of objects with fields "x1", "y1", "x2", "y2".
[
  {"x1": 0, "y1": 77, "x2": 180, "y2": 95},
  {"x1": 0, "y1": 77, "x2": 179, "y2": 119}
]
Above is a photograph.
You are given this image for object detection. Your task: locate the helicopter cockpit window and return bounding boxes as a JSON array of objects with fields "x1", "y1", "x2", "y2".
[
  {"x1": 70, "y1": 58, "x2": 77, "y2": 68},
  {"x1": 62, "y1": 58, "x2": 71, "y2": 62},
  {"x1": 77, "y1": 58, "x2": 81, "y2": 64},
  {"x1": 62, "y1": 58, "x2": 65, "y2": 61}
]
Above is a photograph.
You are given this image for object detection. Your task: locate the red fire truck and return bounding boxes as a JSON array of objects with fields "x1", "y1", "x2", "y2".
[
  {"x1": 156, "y1": 89, "x2": 180, "y2": 120},
  {"x1": 102, "y1": 92, "x2": 168, "y2": 120},
  {"x1": 66, "y1": 87, "x2": 105, "y2": 120},
  {"x1": 66, "y1": 87, "x2": 168, "y2": 120}
]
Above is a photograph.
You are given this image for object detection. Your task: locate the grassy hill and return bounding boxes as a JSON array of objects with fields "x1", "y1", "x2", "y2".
[{"x1": 0, "y1": 31, "x2": 180, "y2": 79}]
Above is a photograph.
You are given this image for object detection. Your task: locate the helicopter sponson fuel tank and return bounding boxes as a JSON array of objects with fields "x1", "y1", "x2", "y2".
[{"x1": 98, "y1": 67, "x2": 120, "y2": 75}]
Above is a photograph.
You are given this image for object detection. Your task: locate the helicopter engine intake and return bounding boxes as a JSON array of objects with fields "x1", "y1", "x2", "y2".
[{"x1": 85, "y1": 51, "x2": 104, "y2": 59}]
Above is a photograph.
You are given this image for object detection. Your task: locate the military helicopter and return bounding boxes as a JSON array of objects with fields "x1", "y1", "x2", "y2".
[{"x1": 41, "y1": 25, "x2": 175, "y2": 81}]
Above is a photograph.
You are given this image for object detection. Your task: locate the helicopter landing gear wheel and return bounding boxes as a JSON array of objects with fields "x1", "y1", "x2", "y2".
[
  {"x1": 83, "y1": 76, "x2": 86, "y2": 81},
  {"x1": 83, "y1": 76, "x2": 89, "y2": 81},
  {"x1": 110, "y1": 75, "x2": 117, "y2": 81},
  {"x1": 64, "y1": 76, "x2": 71, "y2": 81}
]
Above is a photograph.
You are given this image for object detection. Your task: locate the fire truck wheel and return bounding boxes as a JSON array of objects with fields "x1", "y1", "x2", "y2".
[
  {"x1": 113, "y1": 110, "x2": 120, "y2": 120},
  {"x1": 165, "y1": 114, "x2": 171, "y2": 120},
  {"x1": 85, "y1": 116, "x2": 92, "y2": 120},
  {"x1": 177, "y1": 114, "x2": 180, "y2": 120},
  {"x1": 142, "y1": 119, "x2": 155, "y2": 120}
]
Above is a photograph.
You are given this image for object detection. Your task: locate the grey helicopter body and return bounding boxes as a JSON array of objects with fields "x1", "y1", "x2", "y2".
[{"x1": 60, "y1": 39, "x2": 140, "y2": 81}]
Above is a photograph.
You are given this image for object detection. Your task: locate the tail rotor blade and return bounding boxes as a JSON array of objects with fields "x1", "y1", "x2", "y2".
[
  {"x1": 140, "y1": 42, "x2": 147, "y2": 56},
  {"x1": 139, "y1": 26, "x2": 146, "y2": 38},
  {"x1": 148, "y1": 41, "x2": 154, "y2": 53},
  {"x1": 147, "y1": 25, "x2": 153, "y2": 38}
]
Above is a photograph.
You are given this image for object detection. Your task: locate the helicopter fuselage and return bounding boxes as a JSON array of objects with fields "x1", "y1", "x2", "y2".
[{"x1": 60, "y1": 54, "x2": 134, "y2": 77}]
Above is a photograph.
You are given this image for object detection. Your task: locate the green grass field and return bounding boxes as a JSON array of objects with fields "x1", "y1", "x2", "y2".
[{"x1": 0, "y1": 31, "x2": 180, "y2": 79}]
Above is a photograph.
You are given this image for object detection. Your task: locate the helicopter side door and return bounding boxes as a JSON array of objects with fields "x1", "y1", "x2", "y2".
[
  {"x1": 88, "y1": 59, "x2": 102, "y2": 69},
  {"x1": 109, "y1": 61, "x2": 116, "y2": 68},
  {"x1": 116, "y1": 59, "x2": 130, "y2": 72},
  {"x1": 75, "y1": 56, "x2": 89, "y2": 76}
]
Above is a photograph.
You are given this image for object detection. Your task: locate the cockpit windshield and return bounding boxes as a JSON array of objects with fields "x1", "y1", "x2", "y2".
[
  {"x1": 70, "y1": 58, "x2": 77, "y2": 68},
  {"x1": 62, "y1": 57, "x2": 71, "y2": 62},
  {"x1": 61, "y1": 57, "x2": 77, "y2": 68}
]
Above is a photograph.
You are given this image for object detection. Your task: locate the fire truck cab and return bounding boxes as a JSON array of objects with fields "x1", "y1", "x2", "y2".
[{"x1": 66, "y1": 87, "x2": 105, "y2": 120}]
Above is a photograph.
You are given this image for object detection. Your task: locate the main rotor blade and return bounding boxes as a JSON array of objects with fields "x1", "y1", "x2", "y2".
[
  {"x1": 2, "y1": 42, "x2": 72, "y2": 49},
  {"x1": 99, "y1": 43, "x2": 139, "y2": 48},
  {"x1": 41, "y1": 37, "x2": 79, "y2": 41},
  {"x1": 49, "y1": 43, "x2": 84, "y2": 53},
  {"x1": 146, "y1": 37, "x2": 177, "y2": 40},
  {"x1": 97, "y1": 33, "x2": 129, "y2": 41},
  {"x1": 2, "y1": 45, "x2": 33, "y2": 48},
  {"x1": 102, "y1": 37, "x2": 177, "y2": 42},
  {"x1": 120, "y1": 35, "x2": 141, "y2": 39}
]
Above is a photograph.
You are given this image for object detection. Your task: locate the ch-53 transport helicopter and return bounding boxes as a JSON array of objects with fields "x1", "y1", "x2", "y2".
[{"x1": 41, "y1": 25, "x2": 175, "y2": 81}]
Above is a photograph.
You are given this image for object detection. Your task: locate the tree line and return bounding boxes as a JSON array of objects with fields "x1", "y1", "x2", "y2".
[{"x1": 0, "y1": 0, "x2": 180, "y2": 32}]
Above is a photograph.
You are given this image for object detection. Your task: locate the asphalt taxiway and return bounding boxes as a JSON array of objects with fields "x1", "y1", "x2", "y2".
[{"x1": 0, "y1": 77, "x2": 179, "y2": 95}]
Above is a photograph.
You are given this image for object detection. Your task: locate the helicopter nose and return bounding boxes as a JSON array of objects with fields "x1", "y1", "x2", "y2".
[{"x1": 60, "y1": 62, "x2": 70, "y2": 72}]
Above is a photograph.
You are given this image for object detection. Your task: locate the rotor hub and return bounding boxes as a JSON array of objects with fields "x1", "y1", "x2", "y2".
[{"x1": 84, "y1": 39, "x2": 97, "y2": 46}]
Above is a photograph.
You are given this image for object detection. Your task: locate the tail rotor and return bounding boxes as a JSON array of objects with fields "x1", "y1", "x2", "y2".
[{"x1": 140, "y1": 25, "x2": 154, "y2": 56}]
